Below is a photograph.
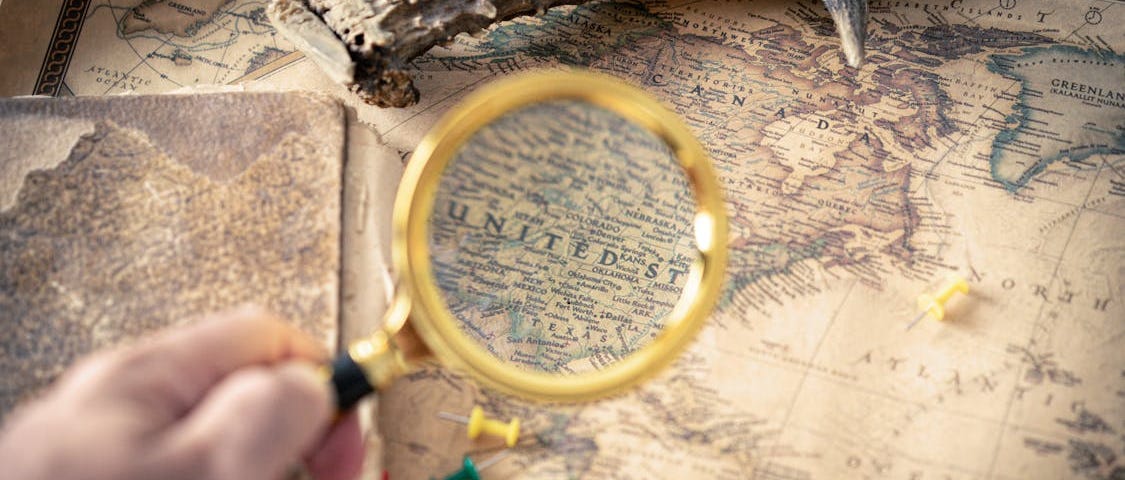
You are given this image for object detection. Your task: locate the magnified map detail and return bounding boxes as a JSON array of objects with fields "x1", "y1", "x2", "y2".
[{"x1": 428, "y1": 100, "x2": 698, "y2": 374}]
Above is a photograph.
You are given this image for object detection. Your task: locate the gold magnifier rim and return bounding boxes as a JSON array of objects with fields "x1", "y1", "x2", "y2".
[{"x1": 392, "y1": 69, "x2": 728, "y2": 402}]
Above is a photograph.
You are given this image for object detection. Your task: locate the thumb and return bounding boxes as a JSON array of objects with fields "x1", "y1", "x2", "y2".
[{"x1": 159, "y1": 362, "x2": 332, "y2": 480}]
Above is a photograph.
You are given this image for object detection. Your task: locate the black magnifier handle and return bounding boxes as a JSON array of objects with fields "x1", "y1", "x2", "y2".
[
  {"x1": 329, "y1": 352, "x2": 375, "y2": 411},
  {"x1": 326, "y1": 332, "x2": 412, "y2": 411}
]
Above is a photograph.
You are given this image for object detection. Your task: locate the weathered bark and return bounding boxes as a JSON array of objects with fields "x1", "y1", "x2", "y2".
[{"x1": 269, "y1": 0, "x2": 590, "y2": 107}]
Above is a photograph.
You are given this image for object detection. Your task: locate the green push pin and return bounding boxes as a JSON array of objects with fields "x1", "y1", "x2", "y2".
[
  {"x1": 440, "y1": 457, "x2": 481, "y2": 480},
  {"x1": 437, "y1": 451, "x2": 509, "y2": 480}
]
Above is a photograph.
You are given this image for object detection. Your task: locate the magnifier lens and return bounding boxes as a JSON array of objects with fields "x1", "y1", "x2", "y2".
[{"x1": 427, "y1": 99, "x2": 697, "y2": 374}]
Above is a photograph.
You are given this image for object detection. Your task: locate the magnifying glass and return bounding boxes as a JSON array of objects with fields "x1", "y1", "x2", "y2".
[{"x1": 329, "y1": 70, "x2": 727, "y2": 408}]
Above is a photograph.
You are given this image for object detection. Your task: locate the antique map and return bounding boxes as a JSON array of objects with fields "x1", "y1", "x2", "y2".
[{"x1": 1, "y1": 0, "x2": 1123, "y2": 479}]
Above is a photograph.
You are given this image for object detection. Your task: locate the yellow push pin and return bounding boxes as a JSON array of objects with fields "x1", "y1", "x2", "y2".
[
  {"x1": 907, "y1": 275, "x2": 969, "y2": 330},
  {"x1": 438, "y1": 406, "x2": 521, "y2": 447}
]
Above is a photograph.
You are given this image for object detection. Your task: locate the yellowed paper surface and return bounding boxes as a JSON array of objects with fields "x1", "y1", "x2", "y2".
[{"x1": 1, "y1": 1, "x2": 1123, "y2": 479}]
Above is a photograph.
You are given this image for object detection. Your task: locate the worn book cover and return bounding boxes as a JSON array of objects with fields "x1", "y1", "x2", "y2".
[{"x1": 0, "y1": 92, "x2": 345, "y2": 416}]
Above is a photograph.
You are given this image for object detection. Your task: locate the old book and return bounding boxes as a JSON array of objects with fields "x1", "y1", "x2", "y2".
[{"x1": 0, "y1": 92, "x2": 346, "y2": 416}]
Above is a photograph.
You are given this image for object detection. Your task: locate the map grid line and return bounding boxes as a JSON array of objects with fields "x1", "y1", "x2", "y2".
[
  {"x1": 753, "y1": 279, "x2": 858, "y2": 480},
  {"x1": 983, "y1": 156, "x2": 1108, "y2": 479}
]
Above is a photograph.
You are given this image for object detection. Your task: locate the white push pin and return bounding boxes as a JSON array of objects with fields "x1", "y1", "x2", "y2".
[{"x1": 906, "y1": 274, "x2": 969, "y2": 330}]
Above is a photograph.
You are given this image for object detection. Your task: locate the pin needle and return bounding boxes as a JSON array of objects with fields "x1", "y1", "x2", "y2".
[
  {"x1": 905, "y1": 310, "x2": 928, "y2": 331},
  {"x1": 476, "y1": 451, "x2": 510, "y2": 471},
  {"x1": 906, "y1": 275, "x2": 969, "y2": 331}
]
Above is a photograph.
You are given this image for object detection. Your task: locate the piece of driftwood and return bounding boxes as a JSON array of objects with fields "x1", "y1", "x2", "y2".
[
  {"x1": 268, "y1": 0, "x2": 589, "y2": 107},
  {"x1": 267, "y1": 0, "x2": 871, "y2": 107}
]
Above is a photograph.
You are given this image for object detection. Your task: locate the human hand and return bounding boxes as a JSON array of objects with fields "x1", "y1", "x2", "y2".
[{"x1": 0, "y1": 306, "x2": 364, "y2": 480}]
